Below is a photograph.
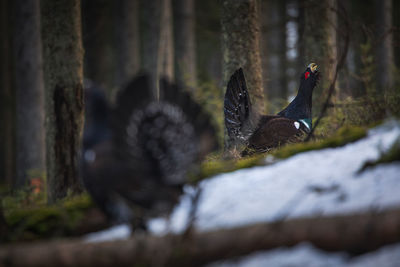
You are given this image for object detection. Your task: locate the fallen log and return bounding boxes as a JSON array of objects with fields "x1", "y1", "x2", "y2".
[{"x1": 1, "y1": 208, "x2": 400, "y2": 267}]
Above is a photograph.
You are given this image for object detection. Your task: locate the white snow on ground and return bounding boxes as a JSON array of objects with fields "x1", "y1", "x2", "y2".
[
  {"x1": 149, "y1": 120, "x2": 400, "y2": 234},
  {"x1": 209, "y1": 242, "x2": 400, "y2": 267}
]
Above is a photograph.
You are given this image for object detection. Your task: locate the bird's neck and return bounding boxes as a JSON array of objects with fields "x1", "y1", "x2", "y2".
[{"x1": 291, "y1": 85, "x2": 313, "y2": 118}]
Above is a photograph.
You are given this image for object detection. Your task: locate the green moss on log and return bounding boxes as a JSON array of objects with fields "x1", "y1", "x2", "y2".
[
  {"x1": 273, "y1": 126, "x2": 367, "y2": 159},
  {"x1": 2, "y1": 193, "x2": 94, "y2": 242}
]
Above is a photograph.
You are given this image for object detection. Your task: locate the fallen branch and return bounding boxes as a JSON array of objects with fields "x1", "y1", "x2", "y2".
[{"x1": 1, "y1": 208, "x2": 400, "y2": 267}]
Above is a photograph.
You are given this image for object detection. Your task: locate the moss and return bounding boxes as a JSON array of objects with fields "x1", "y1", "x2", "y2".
[
  {"x1": 273, "y1": 125, "x2": 367, "y2": 159},
  {"x1": 191, "y1": 153, "x2": 266, "y2": 182},
  {"x1": 2, "y1": 193, "x2": 95, "y2": 242}
]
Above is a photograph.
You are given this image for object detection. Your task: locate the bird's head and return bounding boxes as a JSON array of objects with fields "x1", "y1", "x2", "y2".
[{"x1": 300, "y1": 63, "x2": 320, "y2": 91}]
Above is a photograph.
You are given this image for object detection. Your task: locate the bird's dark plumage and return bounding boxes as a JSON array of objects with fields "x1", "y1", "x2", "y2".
[
  {"x1": 82, "y1": 75, "x2": 218, "y2": 226},
  {"x1": 224, "y1": 64, "x2": 320, "y2": 155}
]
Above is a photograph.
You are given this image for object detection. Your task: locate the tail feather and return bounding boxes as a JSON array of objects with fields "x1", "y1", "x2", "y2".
[
  {"x1": 112, "y1": 76, "x2": 219, "y2": 184},
  {"x1": 159, "y1": 78, "x2": 219, "y2": 158},
  {"x1": 224, "y1": 68, "x2": 259, "y2": 145},
  {"x1": 111, "y1": 74, "x2": 153, "y2": 154}
]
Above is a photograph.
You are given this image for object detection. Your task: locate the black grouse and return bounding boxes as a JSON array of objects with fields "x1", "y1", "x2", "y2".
[
  {"x1": 82, "y1": 75, "x2": 218, "y2": 228},
  {"x1": 224, "y1": 63, "x2": 319, "y2": 155}
]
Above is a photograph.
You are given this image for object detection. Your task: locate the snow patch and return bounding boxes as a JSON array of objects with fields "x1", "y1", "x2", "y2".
[
  {"x1": 149, "y1": 120, "x2": 400, "y2": 234},
  {"x1": 208, "y1": 242, "x2": 400, "y2": 267}
]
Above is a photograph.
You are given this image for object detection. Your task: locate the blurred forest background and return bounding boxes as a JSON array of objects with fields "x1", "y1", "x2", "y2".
[{"x1": 0, "y1": 0, "x2": 399, "y2": 247}]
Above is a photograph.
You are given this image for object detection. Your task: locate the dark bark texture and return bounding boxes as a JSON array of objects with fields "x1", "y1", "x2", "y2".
[
  {"x1": 221, "y1": 0, "x2": 265, "y2": 115},
  {"x1": 1, "y1": 209, "x2": 400, "y2": 266},
  {"x1": 41, "y1": 0, "x2": 85, "y2": 203},
  {"x1": 14, "y1": 0, "x2": 46, "y2": 188}
]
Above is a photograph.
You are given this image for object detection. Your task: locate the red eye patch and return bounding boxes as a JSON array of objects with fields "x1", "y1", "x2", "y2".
[{"x1": 305, "y1": 72, "x2": 310, "y2": 79}]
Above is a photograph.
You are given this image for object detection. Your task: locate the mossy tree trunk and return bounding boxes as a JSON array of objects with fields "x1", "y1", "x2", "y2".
[
  {"x1": 174, "y1": 0, "x2": 197, "y2": 91},
  {"x1": 303, "y1": 0, "x2": 338, "y2": 108},
  {"x1": 14, "y1": 0, "x2": 46, "y2": 189},
  {"x1": 375, "y1": 0, "x2": 394, "y2": 92},
  {"x1": 221, "y1": 0, "x2": 265, "y2": 115},
  {"x1": 114, "y1": 0, "x2": 140, "y2": 88},
  {"x1": 0, "y1": 0, "x2": 16, "y2": 187},
  {"x1": 41, "y1": 0, "x2": 85, "y2": 203}
]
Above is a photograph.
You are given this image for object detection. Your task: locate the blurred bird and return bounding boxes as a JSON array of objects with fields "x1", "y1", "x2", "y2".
[
  {"x1": 224, "y1": 63, "x2": 320, "y2": 155},
  {"x1": 82, "y1": 75, "x2": 218, "y2": 228}
]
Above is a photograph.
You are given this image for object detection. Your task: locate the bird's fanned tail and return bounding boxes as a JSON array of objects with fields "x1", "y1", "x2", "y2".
[{"x1": 224, "y1": 68, "x2": 259, "y2": 146}]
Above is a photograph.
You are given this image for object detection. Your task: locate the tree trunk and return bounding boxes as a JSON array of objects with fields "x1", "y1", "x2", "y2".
[
  {"x1": 174, "y1": 0, "x2": 197, "y2": 91},
  {"x1": 142, "y1": 0, "x2": 174, "y2": 100},
  {"x1": 260, "y1": 0, "x2": 287, "y2": 112},
  {"x1": 141, "y1": 0, "x2": 160, "y2": 98},
  {"x1": 0, "y1": 0, "x2": 16, "y2": 187},
  {"x1": 296, "y1": 0, "x2": 306, "y2": 77},
  {"x1": 114, "y1": 0, "x2": 140, "y2": 88},
  {"x1": 303, "y1": 0, "x2": 338, "y2": 109},
  {"x1": 375, "y1": 0, "x2": 394, "y2": 91},
  {"x1": 41, "y1": 0, "x2": 85, "y2": 203},
  {"x1": 13, "y1": 0, "x2": 46, "y2": 189},
  {"x1": 158, "y1": 0, "x2": 174, "y2": 83},
  {"x1": 81, "y1": 0, "x2": 114, "y2": 94},
  {"x1": 1, "y1": 209, "x2": 400, "y2": 266},
  {"x1": 222, "y1": 0, "x2": 265, "y2": 115},
  {"x1": 0, "y1": 204, "x2": 7, "y2": 242}
]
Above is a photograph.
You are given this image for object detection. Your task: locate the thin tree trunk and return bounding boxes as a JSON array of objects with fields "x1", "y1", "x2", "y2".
[
  {"x1": 304, "y1": 0, "x2": 338, "y2": 109},
  {"x1": 41, "y1": 0, "x2": 85, "y2": 203},
  {"x1": 174, "y1": 0, "x2": 197, "y2": 90},
  {"x1": 260, "y1": 0, "x2": 287, "y2": 111},
  {"x1": 13, "y1": 0, "x2": 45, "y2": 189},
  {"x1": 114, "y1": 0, "x2": 140, "y2": 88},
  {"x1": 0, "y1": 0, "x2": 16, "y2": 187},
  {"x1": 158, "y1": 0, "x2": 174, "y2": 83},
  {"x1": 82, "y1": 0, "x2": 114, "y2": 94},
  {"x1": 296, "y1": 0, "x2": 306, "y2": 75},
  {"x1": 222, "y1": 0, "x2": 265, "y2": 115},
  {"x1": 142, "y1": 0, "x2": 174, "y2": 100},
  {"x1": 375, "y1": 0, "x2": 394, "y2": 91},
  {"x1": 1, "y1": 209, "x2": 400, "y2": 266}
]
